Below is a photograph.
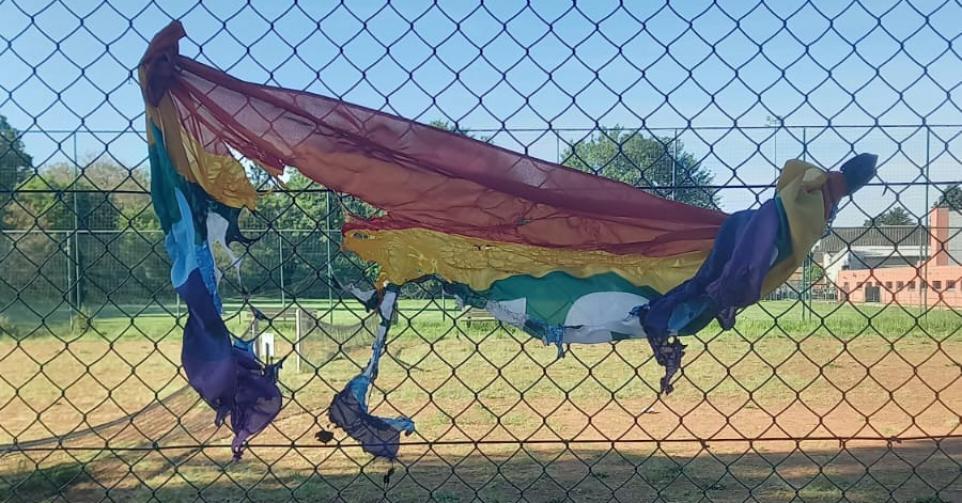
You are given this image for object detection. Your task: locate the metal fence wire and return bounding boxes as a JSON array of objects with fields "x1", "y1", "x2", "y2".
[{"x1": 1, "y1": 1, "x2": 962, "y2": 501}]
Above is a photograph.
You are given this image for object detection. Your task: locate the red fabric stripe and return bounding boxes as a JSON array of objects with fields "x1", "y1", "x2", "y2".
[{"x1": 144, "y1": 21, "x2": 727, "y2": 257}]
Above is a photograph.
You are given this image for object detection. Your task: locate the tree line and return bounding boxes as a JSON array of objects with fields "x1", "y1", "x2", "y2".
[{"x1": 0, "y1": 114, "x2": 764, "y2": 308}]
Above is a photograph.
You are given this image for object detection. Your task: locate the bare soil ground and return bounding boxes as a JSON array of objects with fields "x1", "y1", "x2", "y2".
[{"x1": 1, "y1": 326, "x2": 960, "y2": 502}]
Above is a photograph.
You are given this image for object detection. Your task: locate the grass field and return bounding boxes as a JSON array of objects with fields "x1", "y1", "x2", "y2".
[{"x1": 1, "y1": 299, "x2": 961, "y2": 501}]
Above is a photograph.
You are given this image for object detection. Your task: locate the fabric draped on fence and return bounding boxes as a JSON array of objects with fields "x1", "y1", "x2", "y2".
[{"x1": 140, "y1": 21, "x2": 876, "y2": 460}]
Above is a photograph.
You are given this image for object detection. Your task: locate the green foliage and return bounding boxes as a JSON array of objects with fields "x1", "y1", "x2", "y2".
[
  {"x1": 0, "y1": 115, "x2": 32, "y2": 170},
  {"x1": 935, "y1": 185, "x2": 962, "y2": 211},
  {"x1": 0, "y1": 156, "x2": 383, "y2": 307},
  {"x1": 227, "y1": 170, "x2": 378, "y2": 298},
  {"x1": 1, "y1": 159, "x2": 160, "y2": 307},
  {"x1": 863, "y1": 207, "x2": 913, "y2": 226},
  {"x1": 561, "y1": 127, "x2": 719, "y2": 209},
  {"x1": 13, "y1": 162, "x2": 130, "y2": 231},
  {"x1": 803, "y1": 261, "x2": 825, "y2": 284},
  {"x1": 0, "y1": 114, "x2": 34, "y2": 231},
  {"x1": 428, "y1": 119, "x2": 493, "y2": 142}
]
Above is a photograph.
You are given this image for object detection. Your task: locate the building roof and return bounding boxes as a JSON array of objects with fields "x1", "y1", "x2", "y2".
[
  {"x1": 843, "y1": 245, "x2": 926, "y2": 258},
  {"x1": 816, "y1": 226, "x2": 927, "y2": 255}
]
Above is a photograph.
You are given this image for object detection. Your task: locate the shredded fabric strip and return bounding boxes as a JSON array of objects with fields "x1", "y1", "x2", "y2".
[{"x1": 140, "y1": 21, "x2": 877, "y2": 460}]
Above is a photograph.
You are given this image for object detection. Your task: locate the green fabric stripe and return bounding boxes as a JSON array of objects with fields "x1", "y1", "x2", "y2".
[
  {"x1": 463, "y1": 271, "x2": 661, "y2": 326},
  {"x1": 148, "y1": 122, "x2": 183, "y2": 233},
  {"x1": 148, "y1": 121, "x2": 223, "y2": 245}
]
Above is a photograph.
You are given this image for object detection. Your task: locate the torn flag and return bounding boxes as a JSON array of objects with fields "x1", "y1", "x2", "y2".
[
  {"x1": 140, "y1": 21, "x2": 875, "y2": 460},
  {"x1": 140, "y1": 26, "x2": 281, "y2": 460}
]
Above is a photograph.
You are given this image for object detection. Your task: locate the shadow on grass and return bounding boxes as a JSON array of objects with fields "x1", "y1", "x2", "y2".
[{"x1": 2, "y1": 437, "x2": 960, "y2": 503}]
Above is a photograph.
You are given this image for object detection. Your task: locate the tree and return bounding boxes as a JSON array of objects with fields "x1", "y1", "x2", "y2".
[
  {"x1": 6, "y1": 159, "x2": 160, "y2": 305},
  {"x1": 428, "y1": 119, "x2": 493, "y2": 143},
  {"x1": 9, "y1": 160, "x2": 138, "y2": 232},
  {"x1": 863, "y1": 207, "x2": 913, "y2": 227},
  {"x1": 220, "y1": 170, "x2": 382, "y2": 299},
  {"x1": 0, "y1": 115, "x2": 33, "y2": 230},
  {"x1": 803, "y1": 261, "x2": 825, "y2": 285},
  {"x1": 561, "y1": 127, "x2": 719, "y2": 209},
  {"x1": 935, "y1": 185, "x2": 962, "y2": 211}
]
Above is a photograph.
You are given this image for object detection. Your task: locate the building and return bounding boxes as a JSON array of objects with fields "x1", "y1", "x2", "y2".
[
  {"x1": 819, "y1": 225, "x2": 927, "y2": 282},
  {"x1": 833, "y1": 206, "x2": 962, "y2": 307}
]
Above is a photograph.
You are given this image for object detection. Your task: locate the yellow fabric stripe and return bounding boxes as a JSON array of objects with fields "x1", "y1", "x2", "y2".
[
  {"x1": 761, "y1": 159, "x2": 830, "y2": 294},
  {"x1": 344, "y1": 226, "x2": 709, "y2": 293},
  {"x1": 141, "y1": 71, "x2": 257, "y2": 209},
  {"x1": 176, "y1": 121, "x2": 258, "y2": 209}
]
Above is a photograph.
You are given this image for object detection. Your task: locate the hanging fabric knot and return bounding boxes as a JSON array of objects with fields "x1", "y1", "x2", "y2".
[{"x1": 139, "y1": 21, "x2": 186, "y2": 106}]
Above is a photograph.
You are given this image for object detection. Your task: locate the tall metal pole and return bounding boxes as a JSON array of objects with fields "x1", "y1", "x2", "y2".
[
  {"x1": 326, "y1": 191, "x2": 333, "y2": 322},
  {"x1": 671, "y1": 129, "x2": 678, "y2": 201},
  {"x1": 73, "y1": 133, "x2": 81, "y2": 314},
  {"x1": 64, "y1": 231, "x2": 71, "y2": 309},
  {"x1": 799, "y1": 127, "x2": 813, "y2": 320},
  {"x1": 923, "y1": 127, "x2": 931, "y2": 314},
  {"x1": 766, "y1": 115, "x2": 779, "y2": 167}
]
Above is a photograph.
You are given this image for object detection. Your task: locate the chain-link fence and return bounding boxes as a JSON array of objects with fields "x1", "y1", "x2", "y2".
[{"x1": 2, "y1": 1, "x2": 962, "y2": 501}]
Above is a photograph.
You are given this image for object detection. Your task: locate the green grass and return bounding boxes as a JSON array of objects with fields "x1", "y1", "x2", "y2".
[
  {"x1": 1, "y1": 297, "x2": 960, "y2": 502},
  {"x1": 2, "y1": 297, "x2": 959, "y2": 343},
  {"x1": 6, "y1": 445, "x2": 957, "y2": 502},
  {"x1": 0, "y1": 460, "x2": 87, "y2": 503}
]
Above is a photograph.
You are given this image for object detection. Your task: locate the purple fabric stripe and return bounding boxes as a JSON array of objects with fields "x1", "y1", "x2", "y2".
[
  {"x1": 639, "y1": 200, "x2": 782, "y2": 395},
  {"x1": 643, "y1": 199, "x2": 781, "y2": 339},
  {"x1": 176, "y1": 269, "x2": 282, "y2": 460}
]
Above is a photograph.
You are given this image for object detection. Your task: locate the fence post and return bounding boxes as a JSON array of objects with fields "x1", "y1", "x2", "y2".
[
  {"x1": 73, "y1": 189, "x2": 81, "y2": 312},
  {"x1": 326, "y1": 191, "x2": 333, "y2": 322},
  {"x1": 802, "y1": 126, "x2": 812, "y2": 321},
  {"x1": 64, "y1": 233, "x2": 71, "y2": 307},
  {"x1": 294, "y1": 307, "x2": 302, "y2": 374},
  {"x1": 923, "y1": 126, "x2": 931, "y2": 314},
  {"x1": 278, "y1": 232, "x2": 285, "y2": 308},
  {"x1": 671, "y1": 128, "x2": 679, "y2": 201},
  {"x1": 251, "y1": 314, "x2": 259, "y2": 359}
]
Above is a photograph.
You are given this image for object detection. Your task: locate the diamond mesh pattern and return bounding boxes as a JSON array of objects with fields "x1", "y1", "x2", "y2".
[{"x1": 1, "y1": 1, "x2": 961, "y2": 501}]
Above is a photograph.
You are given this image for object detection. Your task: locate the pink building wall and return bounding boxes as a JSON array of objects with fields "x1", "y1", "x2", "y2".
[
  {"x1": 931, "y1": 206, "x2": 952, "y2": 267},
  {"x1": 837, "y1": 206, "x2": 962, "y2": 307},
  {"x1": 837, "y1": 265, "x2": 962, "y2": 307}
]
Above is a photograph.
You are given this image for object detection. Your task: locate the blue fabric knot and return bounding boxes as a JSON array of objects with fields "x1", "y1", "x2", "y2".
[
  {"x1": 328, "y1": 375, "x2": 415, "y2": 460},
  {"x1": 544, "y1": 325, "x2": 566, "y2": 358}
]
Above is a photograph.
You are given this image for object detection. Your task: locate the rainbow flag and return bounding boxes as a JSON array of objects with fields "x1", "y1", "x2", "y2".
[{"x1": 140, "y1": 21, "x2": 875, "y2": 459}]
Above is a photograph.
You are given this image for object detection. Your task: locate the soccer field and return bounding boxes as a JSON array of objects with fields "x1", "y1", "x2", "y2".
[{"x1": 1, "y1": 299, "x2": 960, "y2": 501}]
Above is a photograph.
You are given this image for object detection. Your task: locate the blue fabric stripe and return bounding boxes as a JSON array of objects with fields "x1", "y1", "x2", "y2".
[
  {"x1": 149, "y1": 118, "x2": 280, "y2": 459},
  {"x1": 164, "y1": 189, "x2": 201, "y2": 289}
]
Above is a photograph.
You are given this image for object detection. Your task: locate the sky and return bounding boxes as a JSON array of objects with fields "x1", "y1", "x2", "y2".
[{"x1": 1, "y1": 0, "x2": 961, "y2": 224}]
